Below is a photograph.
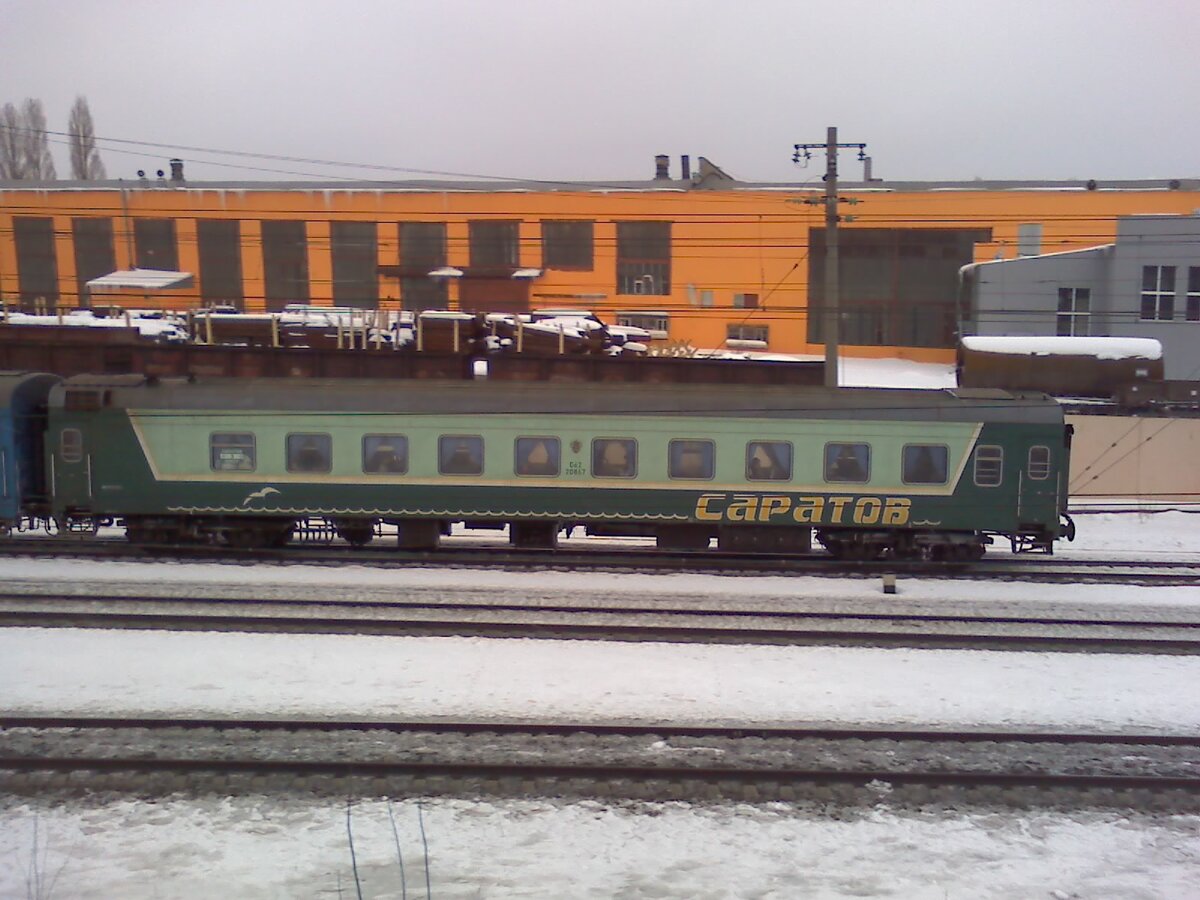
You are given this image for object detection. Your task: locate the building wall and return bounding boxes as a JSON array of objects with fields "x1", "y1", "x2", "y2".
[
  {"x1": 3, "y1": 183, "x2": 1200, "y2": 359},
  {"x1": 1068, "y1": 414, "x2": 1200, "y2": 503}
]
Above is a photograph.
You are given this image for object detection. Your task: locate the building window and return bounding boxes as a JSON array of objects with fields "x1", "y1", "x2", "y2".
[
  {"x1": 669, "y1": 440, "x2": 715, "y2": 480},
  {"x1": 331, "y1": 220, "x2": 379, "y2": 308},
  {"x1": 197, "y1": 219, "x2": 244, "y2": 308},
  {"x1": 1056, "y1": 287, "x2": 1091, "y2": 336},
  {"x1": 210, "y1": 433, "x2": 255, "y2": 472},
  {"x1": 133, "y1": 219, "x2": 179, "y2": 270},
  {"x1": 592, "y1": 438, "x2": 637, "y2": 478},
  {"x1": 287, "y1": 433, "x2": 332, "y2": 474},
  {"x1": 824, "y1": 442, "x2": 870, "y2": 483},
  {"x1": 1140, "y1": 265, "x2": 1175, "y2": 321},
  {"x1": 514, "y1": 437, "x2": 560, "y2": 477},
  {"x1": 399, "y1": 222, "x2": 449, "y2": 312},
  {"x1": 746, "y1": 441, "x2": 792, "y2": 481},
  {"x1": 71, "y1": 217, "x2": 115, "y2": 307},
  {"x1": 974, "y1": 445, "x2": 1003, "y2": 487},
  {"x1": 13, "y1": 216, "x2": 59, "y2": 306},
  {"x1": 1017, "y1": 223, "x2": 1042, "y2": 257},
  {"x1": 439, "y1": 435, "x2": 484, "y2": 476},
  {"x1": 261, "y1": 220, "x2": 310, "y2": 310},
  {"x1": 362, "y1": 435, "x2": 408, "y2": 474},
  {"x1": 616, "y1": 312, "x2": 669, "y2": 337},
  {"x1": 733, "y1": 292, "x2": 759, "y2": 309},
  {"x1": 469, "y1": 221, "x2": 519, "y2": 269},
  {"x1": 616, "y1": 221, "x2": 670, "y2": 295},
  {"x1": 542, "y1": 221, "x2": 593, "y2": 270},
  {"x1": 1188, "y1": 267, "x2": 1200, "y2": 322},
  {"x1": 1028, "y1": 446, "x2": 1051, "y2": 480},
  {"x1": 902, "y1": 444, "x2": 949, "y2": 485},
  {"x1": 726, "y1": 324, "x2": 769, "y2": 345}
]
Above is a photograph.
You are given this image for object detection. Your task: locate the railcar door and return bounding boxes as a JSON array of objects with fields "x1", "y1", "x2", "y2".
[
  {"x1": 50, "y1": 422, "x2": 93, "y2": 515},
  {"x1": 1016, "y1": 439, "x2": 1060, "y2": 530}
]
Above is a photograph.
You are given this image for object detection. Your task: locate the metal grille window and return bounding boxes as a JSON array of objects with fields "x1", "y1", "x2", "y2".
[
  {"x1": 331, "y1": 221, "x2": 379, "y2": 308},
  {"x1": 592, "y1": 438, "x2": 637, "y2": 478},
  {"x1": 1140, "y1": 265, "x2": 1175, "y2": 321},
  {"x1": 399, "y1": 222, "x2": 449, "y2": 312},
  {"x1": 60, "y1": 428, "x2": 83, "y2": 464},
  {"x1": 733, "y1": 293, "x2": 759, "y2": 309},
  {"x1": 287, "y1": 433, "x2": 332, "y2": 474},
  {"x1": 1188, "y1": 267, "x2": 1200, "y2": 322},
  {"x1": 197, "y1": 219, "x2": 244, "y2": 308},
  {"x1": 210, "y1": 433, "x2": 255, "y2": 472},
  {"x1": 616, "y1": 312, "x2": 669, "y2": 336},
  {"x1": 825, "y1": 442, "x2": 871, "y2": 483},
  {"x1": 13, "y1": 216, "x2": 59, "y2": 305},
  {"x1": 542, "y1": 221, "x2": 594, "y2": 270},
  {"x1": 746, "y1": 441, "x2": 792, "y2": 481},
  {"x1": 1028, "y1": 445, "x2": 1051, "y2": 480},
  {"x1": 514, "y1": 437, "x2": 560, "y2": 477},
  {"x1": 974, "y1": 445, "x2": 1004, "y2": 487},
  {"x1": 469, "y1": 221, "x2": 519, "y2": 269},
  {"x1": 616, "y1": 221, "x2": 671, "y2": 295},
  {"x1": 902, "y1": 444, "x2": 949, "y2": 485},
  {"x1": 727, "y1": 324, "x2": 769, "y2": 345},
  {"x1": 261, "y1": 220, "x2": 310, "y2": 310},
  {"x1": 72, "y1": 217, "x2": 116, "y2": 307},
  {"x1": 669, "y1": 440, "x2": 714, "y2": 480},
  {"x1": 1056, "y1": 287, "x2": 1090, "y2": 336},
  {"x1": 362, "y1": 435, "x2": 408, "y2": 474},
  {"x1": 133, "y1": 219, "x2": 179, "y2": 270},
  {"x1": 439, "y1": 435, "x2": 484, "y2": 476}
]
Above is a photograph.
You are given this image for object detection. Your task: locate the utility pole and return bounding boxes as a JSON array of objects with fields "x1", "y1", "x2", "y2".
[{"x1": 793, "y1": 127, "x2": 866, "y2": 387}]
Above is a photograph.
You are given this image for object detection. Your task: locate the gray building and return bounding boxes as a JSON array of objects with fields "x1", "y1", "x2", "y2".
[{"x1": 961, "y1": 214, "x2": 1200, "y2": 379}]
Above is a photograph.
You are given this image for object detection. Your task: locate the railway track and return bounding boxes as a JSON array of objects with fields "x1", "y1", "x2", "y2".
[
  {"x1": 1, "y1": 537, "x2": 1198, "y2": 585},
  {"x1": 3, "y1": 716, "x2": 1197, "y2": 809},
  {"x1": 2, "y1": 590, "x2": 1200, "y2": 652}
]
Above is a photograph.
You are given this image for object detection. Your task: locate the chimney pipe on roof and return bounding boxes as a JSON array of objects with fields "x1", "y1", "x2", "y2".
[
  {"x1": 169, "y1": 158, "x2": 185, "y2": 183},
  {"x1": 681, "y1": 155, "x2": 691, "y2": 181},
  {"x1": 654, "y1": 154, "x2": 670, "y2": 180}
]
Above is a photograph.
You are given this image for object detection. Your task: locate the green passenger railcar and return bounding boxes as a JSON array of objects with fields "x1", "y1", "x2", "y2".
[{"x1": 45, "y1": 375, "x2": 1072, "y2": 558}]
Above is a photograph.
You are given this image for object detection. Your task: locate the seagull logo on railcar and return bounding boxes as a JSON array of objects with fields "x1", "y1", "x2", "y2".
[{"x1": 241, "y1": 486, "x2": 281, "y2": 507}]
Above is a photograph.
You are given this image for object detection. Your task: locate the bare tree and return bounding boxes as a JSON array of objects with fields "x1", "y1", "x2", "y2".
[
  {"x1": 0, "y1": 103, "x2": 25, "y2": 179},
  {"x1": 68, "y1": 95, "x2": 106, "y2": 180},
  {"x1": 19, "y1": 98, "x2": 56, "y2": 180}
]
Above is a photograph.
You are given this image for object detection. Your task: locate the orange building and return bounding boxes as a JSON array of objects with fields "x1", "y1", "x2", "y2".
[{"x1": 2, "y1": 158, "x2": 1198, "y2": 362}]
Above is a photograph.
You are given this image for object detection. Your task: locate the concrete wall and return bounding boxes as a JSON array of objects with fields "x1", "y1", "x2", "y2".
[{"x1": 1068, "y1": 414, "x2": 1200, "y2": 503}]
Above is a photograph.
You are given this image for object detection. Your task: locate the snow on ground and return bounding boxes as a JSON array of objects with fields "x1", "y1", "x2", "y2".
[
  {"x1": 2, "y1": 508, "x2": 1198, "y2": 898},
  {"x1": 3, "y1": 796, "x2": 1198, "y2": 900}
]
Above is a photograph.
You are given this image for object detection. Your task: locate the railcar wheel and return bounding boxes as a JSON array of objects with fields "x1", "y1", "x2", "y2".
[{"x1": 333, "y1": 518, "x2": 374, "y2": 548}]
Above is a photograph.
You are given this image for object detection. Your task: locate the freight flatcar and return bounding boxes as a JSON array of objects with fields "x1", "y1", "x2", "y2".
[{"x1": 43, "y1": 374, "x2": 1073, "y2": 559}]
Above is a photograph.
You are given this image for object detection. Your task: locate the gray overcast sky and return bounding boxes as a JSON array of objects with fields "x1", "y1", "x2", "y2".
[{"x1": 2, "y1": 0, "x2": 1198, "y2": 184}]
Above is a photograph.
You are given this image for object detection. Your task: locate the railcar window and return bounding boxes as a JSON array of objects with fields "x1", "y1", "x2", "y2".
[
  {"x1": 60, "y1": 428, "x2": 84, "y2": 464},
  {"x1": 286, "y1": 433, "x2": 332, "y2": 474},
  {"x1": 902, "y1": 444, "x2": 949, "y2": 485},
  {"x1": 974, "y1": 445, "x2": 1004, "y2": 487},
  {"x1": 439, "y1": 435, "x2": 484, "y2": 476},
  {"x1": 362, "y1": 434, "x2": 408, "y2": 474},
  {"x1": 669, "y1": 439, "x2": 714, "y2": 480},
  {"x1": 745, "y1": 441, "x2": 792, "y2": 481},
  {"x1": 514, "y1": 437, "x2": 560, "y2": 477},
  {"x1": 1028, "y1": 445, "x2": 1051, "y2": 480},
  {"x1": 824, "y1": 442, "x2": 870, "y2": 483},
  {"x1": 210, "y1": 433, "x2": 255, "y2": 472},
  {"x1": 592, "y1": 438, "x2": 637, "y2": 478}
]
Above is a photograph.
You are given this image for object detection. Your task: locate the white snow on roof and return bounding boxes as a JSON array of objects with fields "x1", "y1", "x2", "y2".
[
  {"x1": 86, "y1": 269, "x2": 193, "y2": 291},
  {"x1": 427, "y1": 266, "x2": 464, "y2": 278},
  {"x1": 961, "y1": 336, "x2": 1163, "y2": 360}
]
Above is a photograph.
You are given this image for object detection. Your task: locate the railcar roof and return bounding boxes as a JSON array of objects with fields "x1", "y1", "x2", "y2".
[{"x1": 52, "y1": 376, "x2": 1064, "y2": 424}]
